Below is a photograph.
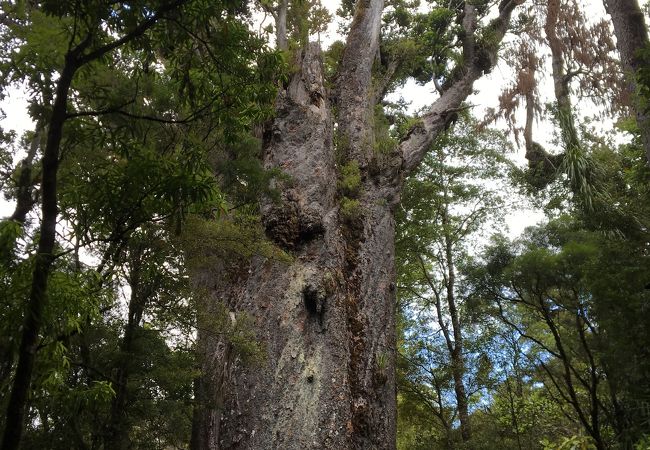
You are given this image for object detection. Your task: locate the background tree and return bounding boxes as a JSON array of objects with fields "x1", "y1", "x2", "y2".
[
  {"x1": 0, "y1": 0, "x2": 280, "y2": 448},
  {"x1": 470, "y1": 128, "x2": 650, "y2": 447},
  {"x1": 488, "y1": 0, "x2": 623, "y2": 197},
  {"x1": 396, "y1": 115, "x2": 514, "y2": 448}
]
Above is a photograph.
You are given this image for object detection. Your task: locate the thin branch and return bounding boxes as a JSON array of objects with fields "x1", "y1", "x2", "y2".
[{"x1": 78, "y1": 0, "x2": 189, "y2": 66}]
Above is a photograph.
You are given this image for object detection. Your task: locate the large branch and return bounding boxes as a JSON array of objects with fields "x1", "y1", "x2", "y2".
[
  {"x1": 335, "y1": 0, "x2": 385, "y2": 166},
  {"x1": 400, "y1": 0, "x2": 522, "y2": 174}
]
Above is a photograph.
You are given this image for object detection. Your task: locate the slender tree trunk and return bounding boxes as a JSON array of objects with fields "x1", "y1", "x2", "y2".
[
  {"x1": 1, "y1": 125, "x2": 45, "y2": 393},
  {"x1": 523, "y1": 85, "x2": 535, "y2": 159},
  {"x1": 1, "y1": 4, "x2": 184, "y2": 445},
  {"x1": 539, "y1": 300, "x2": 606, "y2": 450},
  {"x1": 545, "y1": 0, "x2": 580, "y2": 154},
  {"x1": 9, "y1": 125, "x2": 43, "y2": 224},
  {"x1": 601, "y1": 363, "x2": 628, "y2": 444},
  {"x1": 603, "y1": 0, "x2": 650, "y2": 165},
  {"x1": 104, "y1": 250, "x2": 149, "y2": 450},
  {"x1": 438, "y1": 200, "x2": 471, "y2": 444},
  {"x1": 504, "y1": 376, "x2": 524, "y2": 450},
  {"x1": 506, "y1": 336, "x2": 525, "y2": 450},
  {"x1": 544, "y1": 0, "x2": 600, "y2": 205},
  {"x1": 1, "y1": 53, "x2": 78, "y2": 450},
  {"x1": 444, "y1": 235, "x2": 471, "y2": 444},
  {"x1": 193, "y1": 1, "x2": 521, "y2": 447}
]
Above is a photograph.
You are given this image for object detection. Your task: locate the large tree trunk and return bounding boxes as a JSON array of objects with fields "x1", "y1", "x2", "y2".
[
  {"x1": 192, "y1": 1, "x2": 521, "y2": 448},
  {"x1": 193, "y1": 42, "x2": 397, "y2": 449},
  {"x1": 603, "y1": 0, "x2": 650, "y2": 165}
]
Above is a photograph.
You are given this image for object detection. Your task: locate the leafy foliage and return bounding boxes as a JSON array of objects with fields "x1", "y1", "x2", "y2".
[
  {"x1": 396, "y1": 115, "x2": 516, "y2": 448},
  {"x1": 0, "y1": 0, "x2": 283, "y2": 447}
]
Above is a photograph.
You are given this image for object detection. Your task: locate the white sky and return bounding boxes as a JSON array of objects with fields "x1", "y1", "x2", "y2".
[
  {"x1": 1, "y1": 0, "x2": 620, "y2": 237},
  {"x1": 0, "y1": 85, "x2": 32, "y2": 218}
]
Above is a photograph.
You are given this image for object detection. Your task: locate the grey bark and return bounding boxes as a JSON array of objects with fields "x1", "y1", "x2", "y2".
[
  {"x1": 400, "y1": 1, "x2": 521, "y2": 173},
  {"x1": 442, "y1": 213, "x2": 471, "y2": 444},
  {"x1": 192, "y1": 1, "x2": 521, "y2": 448},
  {"x1": 276, "y1": 0, "x2": 288, "y2": 52},
  {"x1": 335, "y1": 0, "x2": 385, "y2": 168},
  {"x1": 545, "y1": 0, "x2": 580, "y2": 154},
  {"x1": 603, "y1": 0, "x2": 650, "y2": 165},
  {"x1": 418, "y1": 200, "x2": 471, "y2": 445},
  {"x1": 521, "y1": 58, "x2": 558, "y2": 186},
  {"x1": 194, "y1": 43, "x2": 394, "y2": 450}
]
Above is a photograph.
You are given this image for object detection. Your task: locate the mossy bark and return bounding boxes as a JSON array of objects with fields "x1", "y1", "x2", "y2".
[
  {"x1": 192, "y1": 1, "x2": 521, "y2": 448},
  {"x1": 192, "y1": 42, "x2": 397, "y2": 449}
]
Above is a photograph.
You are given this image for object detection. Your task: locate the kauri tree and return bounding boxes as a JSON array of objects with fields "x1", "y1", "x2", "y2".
[{"x1": 191, "y1": 0, "x2": 524, "y2": 448}]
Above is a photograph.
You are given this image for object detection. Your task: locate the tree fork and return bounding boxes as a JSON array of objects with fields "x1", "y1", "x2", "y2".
[{"x1": 193, "y1": 1, "x2": 522, "y2": 448}]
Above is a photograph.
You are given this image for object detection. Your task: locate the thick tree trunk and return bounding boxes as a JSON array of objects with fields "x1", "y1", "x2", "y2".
[
  {"x1": 193, "y1": 42, "x2": 398, "y2": 449},
  {"x1": 192, "y1": 1, "x2": 521, "y2": 448},
  {"x1": 191, "y1": 257, "x2": 242, "y2": 450},
  {"x1": 603, "y1": 0, "x2": 650, "y2": 165}
]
